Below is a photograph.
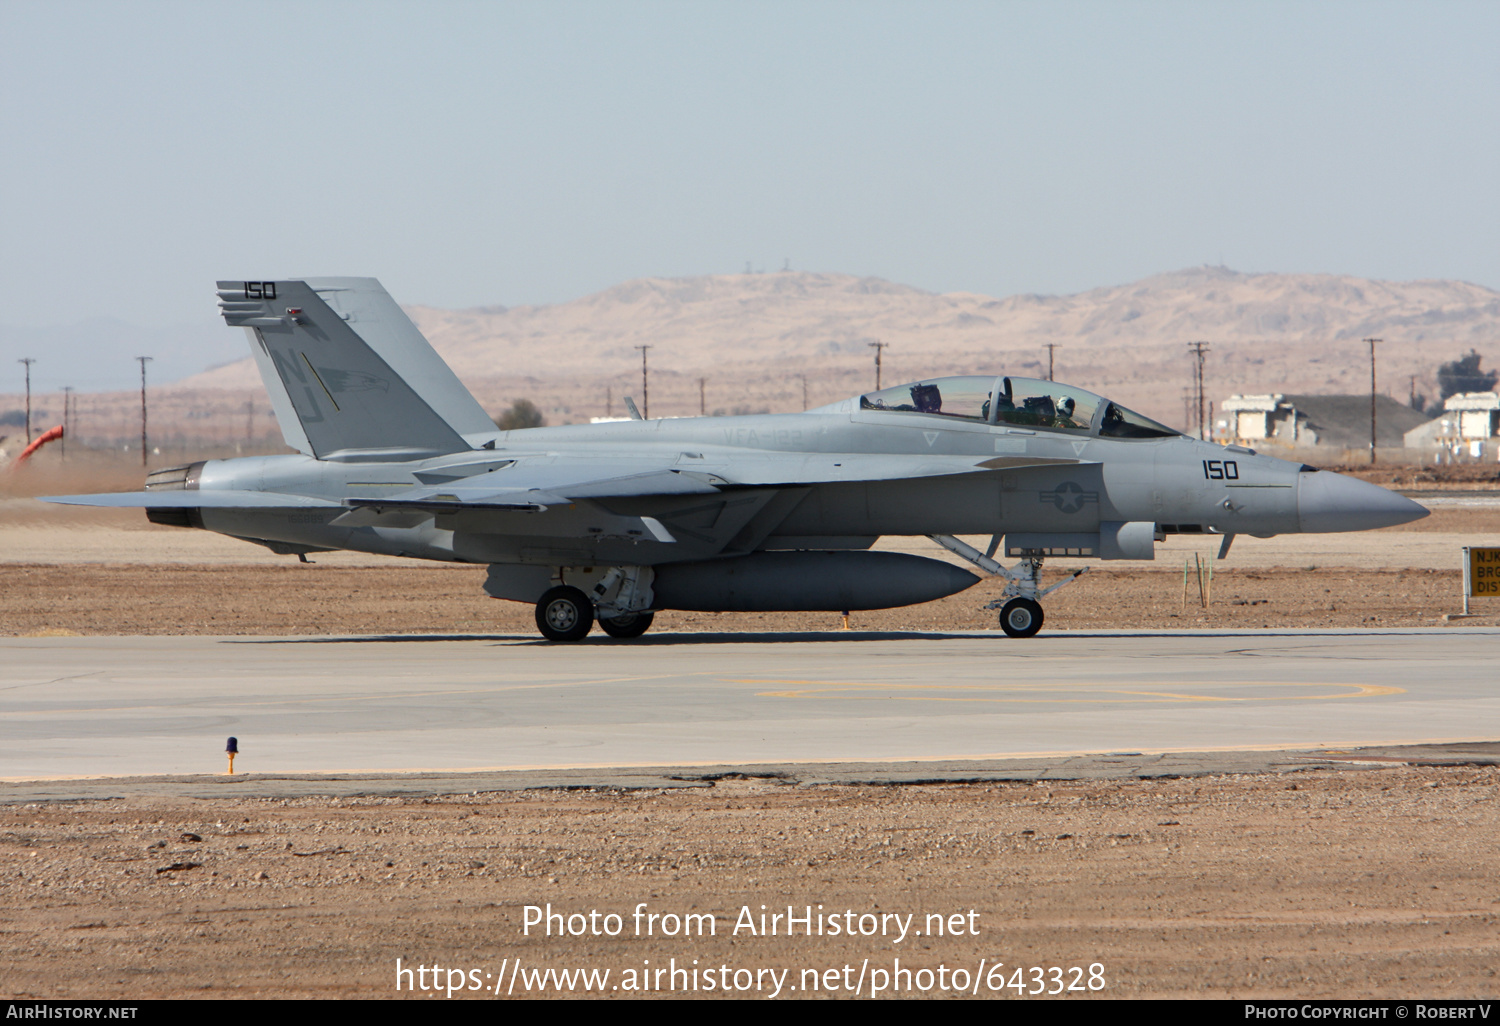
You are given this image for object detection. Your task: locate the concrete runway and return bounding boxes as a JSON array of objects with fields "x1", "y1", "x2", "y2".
[{"x1": 3, "y1": 628, "x2": 1498, "y2": 782}]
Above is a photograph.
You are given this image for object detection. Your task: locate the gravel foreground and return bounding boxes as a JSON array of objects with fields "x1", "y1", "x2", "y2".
[{"x1": 2, "y1": 767, "x2": 1498, "y2": 999}]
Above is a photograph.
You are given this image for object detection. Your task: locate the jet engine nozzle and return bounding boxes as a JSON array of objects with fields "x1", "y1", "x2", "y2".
[{"x1": 1297, "y1": 471, "x2": 1428, "y2": 533}]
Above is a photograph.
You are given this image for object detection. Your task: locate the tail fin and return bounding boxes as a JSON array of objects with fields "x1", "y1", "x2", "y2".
[{"x1": 216, "y1": 278, "x2": 493, "y2": 460}]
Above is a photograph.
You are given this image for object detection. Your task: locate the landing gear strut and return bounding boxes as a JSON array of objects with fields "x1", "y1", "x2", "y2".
[{"x1": 928, "y1": 535, "x2": 1088, "y2": 639}]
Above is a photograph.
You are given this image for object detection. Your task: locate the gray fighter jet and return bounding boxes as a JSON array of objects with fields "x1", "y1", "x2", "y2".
[{"x1": 47, "y1": 278, "x2": 1428, "y2": 640}]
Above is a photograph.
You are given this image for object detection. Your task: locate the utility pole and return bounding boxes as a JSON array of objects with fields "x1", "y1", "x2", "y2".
[
  {"x1": 799, "y1": 374, "x2": 808, "y2": 411},
  {"x1": 698, "y1": 377, "x2": 706, "y2": 416},
  {"x1": 18, "y1": 358, "x2": 35, "y2": 444},
  {"x1": 1365, "y1": 338, "x2": 1382, "y2": 464},
  {"x1": 1187, "y1": 342, "x2": 1210, "y2": 440},
  {"x1": 1045, "y1": 343, "x2": 1059, "y2": 382},
  {"x1": 868, "y1": 341, "x2": 889, "y2": 391},
  {"x1": 634, "y1": 345, "x2": 651, "y2": 420},
  {"x1": 606, "y1": 385, "x2": 612, "y2": 419},
  {"x1": 61, "y1": 386, "x2": 73, "y2": 459},
  {"x1": 136, "y1": 356, "x2": 152, "y2": 467}
]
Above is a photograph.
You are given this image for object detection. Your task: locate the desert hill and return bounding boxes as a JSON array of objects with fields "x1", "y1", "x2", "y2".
[
  {"x1": 184, "y1": 265, "x2": 1500, "y2": 388},
  {"x1": 12, "y1": 267, "x2": 1497, "y2": 453}
]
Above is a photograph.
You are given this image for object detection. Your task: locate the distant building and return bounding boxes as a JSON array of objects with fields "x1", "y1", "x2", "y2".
[
  {"x1": 1444, "y1": 391, "x2": 1500, "y2": 440},
  {"x1": 1220, "y1": 393, "x2": 1434, "y2": 450},
  {"x1": 1405, "y1": 392, "x2": 1500, "y2": 460}
]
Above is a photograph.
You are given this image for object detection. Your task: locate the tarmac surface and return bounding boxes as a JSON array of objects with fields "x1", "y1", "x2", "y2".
[{"x1": 5, "y1": 628, "x2": 1499, "y2": 793}]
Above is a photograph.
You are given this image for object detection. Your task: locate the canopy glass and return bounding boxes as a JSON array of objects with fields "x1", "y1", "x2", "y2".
[{"x1": 859, "y1": 376, "x2": 1179, "y2": 439}]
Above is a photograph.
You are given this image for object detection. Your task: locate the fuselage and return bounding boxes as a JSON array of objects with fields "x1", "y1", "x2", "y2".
[{"x1": 159, "y1": 400, "x2": 1424, "y2": 567}]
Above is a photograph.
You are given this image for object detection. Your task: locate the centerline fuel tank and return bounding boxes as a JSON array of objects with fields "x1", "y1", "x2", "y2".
[{"x1": 650, "y1": 550, "x2": 980, "y2": 612}]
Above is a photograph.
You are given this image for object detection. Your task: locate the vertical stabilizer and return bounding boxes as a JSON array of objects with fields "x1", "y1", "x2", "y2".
[{"x1": 217, "y1": 279, "x2": 488, "y2": 460}]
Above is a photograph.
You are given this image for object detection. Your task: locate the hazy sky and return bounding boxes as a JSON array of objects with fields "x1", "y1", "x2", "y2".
[{"x1": 2, "y1": 0, "x2": 1497, "y2": 388}]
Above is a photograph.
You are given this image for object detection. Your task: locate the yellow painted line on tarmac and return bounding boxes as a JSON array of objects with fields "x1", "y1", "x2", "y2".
[
  {"x1": 0, "y1": 674, "x2": 673, "y2": 718},
  {"x1": 736, "y1": 680, "x2": 1405, "y2": 704}
]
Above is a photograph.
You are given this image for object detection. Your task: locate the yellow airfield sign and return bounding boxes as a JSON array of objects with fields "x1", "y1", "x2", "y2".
[{"x1": 1463, "y1": 547, "x2": 1500, "y2": 612}]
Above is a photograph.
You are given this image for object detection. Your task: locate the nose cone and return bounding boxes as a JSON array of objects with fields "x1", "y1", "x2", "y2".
[{"x1": 1297, "y1": 471, "x2": 1429, "y2": 533}]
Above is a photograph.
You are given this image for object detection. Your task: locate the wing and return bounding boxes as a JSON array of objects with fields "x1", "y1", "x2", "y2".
[
  {"x1": 43, "y1": 451, "x2": 1093, "y2": 564},
  {"x1": 332, "y1": 450, "x2": 1093, "y2": 561}
]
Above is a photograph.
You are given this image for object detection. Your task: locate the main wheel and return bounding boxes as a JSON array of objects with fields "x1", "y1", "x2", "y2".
[
  {"x1": 998, "y1": 597, "x2": 1044, "y2": 638},
  {"x1": 535, "y1": 586, "x2": 594, "y2": 641},
  {"x1": 599, "y1": 610, "x2": 655, "y2": 639}
]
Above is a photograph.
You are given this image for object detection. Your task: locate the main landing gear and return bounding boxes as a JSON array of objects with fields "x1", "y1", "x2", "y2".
[
  {"x1": 928, "y1": 535, "x2": 1088, "y2": 639},
  {"x1": 599, "y1": 610, "x2": 655, "y2": 639},
  {"x1": 533, "y1": 571, "x2": 657, "y2": 642},
  {"x1": 535, "y1": 586, "x2": 594, "y2": 642}
]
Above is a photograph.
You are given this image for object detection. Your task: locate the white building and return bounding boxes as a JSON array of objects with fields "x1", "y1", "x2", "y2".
[
  {"x1": 1446, "y1": 392, "x2": 1500, "y2": 440},
  {"x1": 1220, "y1": 393, "x2": 1432, "y2": 451},
  {"x1": 1405, "y1": 392, "x2": 1500, "y2": 459}
]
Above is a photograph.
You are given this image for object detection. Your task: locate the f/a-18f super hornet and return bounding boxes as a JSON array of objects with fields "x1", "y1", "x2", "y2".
[{"x1": 47, "y1": 278, "x2": 1428, "y2": 640}]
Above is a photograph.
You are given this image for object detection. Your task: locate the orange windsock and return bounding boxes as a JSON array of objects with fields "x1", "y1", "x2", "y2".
[{"x1": 13, "y1": 425, "x2": 64, "y2": 466}]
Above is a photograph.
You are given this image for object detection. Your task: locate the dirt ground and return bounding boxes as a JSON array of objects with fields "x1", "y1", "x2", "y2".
[
  {"x1": 0, "y1": 561, "x2": 1493, "y2": 636},
  {"x1": 2, "y1": 769, "x2": 1498, "y2": 999}
]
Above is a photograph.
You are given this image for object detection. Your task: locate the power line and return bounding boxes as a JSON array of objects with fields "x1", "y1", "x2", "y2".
[
  {"x1": 136, "y1": 356, "x2": 152, "y2": 467},
  {"x1": 1187, "y1": 342, "x2": 1210, "y2": 440},
  {"x1": 634, "y1": 345, "x2": 652, "y2": 420},
  {"x1": 1364, "y1": 338, "x2": 1382, "y2": 464},
  {"x1": 17, "y1": 358, "x2": 35, "y2": 444},
  {"x1": 61, "y1": 386, "x2": 73, "y2": 459},
  {"x1": 868, "y1": 341, "x2": 889, "y2": 391}
]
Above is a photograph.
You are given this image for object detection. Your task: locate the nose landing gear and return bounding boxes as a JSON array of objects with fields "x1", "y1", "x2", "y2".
[
  {"x1": 928, "y1": 535, "x2": 1088, "y2": 639},
  {"x1": 996, "y1": 597, "x2": 1044, "y2": 638}
]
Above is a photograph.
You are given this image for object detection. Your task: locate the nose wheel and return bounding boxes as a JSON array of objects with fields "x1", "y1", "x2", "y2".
[
  {"x1": 535, "y1": 586, "x2": 595, "y2": 641},
  {"x1": 997, "y1": 597, "x2": 1044, "y2": 638}
]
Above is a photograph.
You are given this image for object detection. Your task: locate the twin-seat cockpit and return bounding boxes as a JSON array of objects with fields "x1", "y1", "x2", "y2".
[{"x1": 858, "y1": 375, "x2": 1180, "y2": 439}]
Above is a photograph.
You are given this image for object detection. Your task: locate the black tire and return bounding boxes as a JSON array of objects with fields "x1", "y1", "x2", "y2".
[
  {"x1": 599, "y1": 610, "x2": 655, "y2": 639},
  {"x1": 535, "y1": 586, "x2": 594, "y2": 642},
  {"x1": 998, "y1": 597, "x2": 1044, "y2": 638}
]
